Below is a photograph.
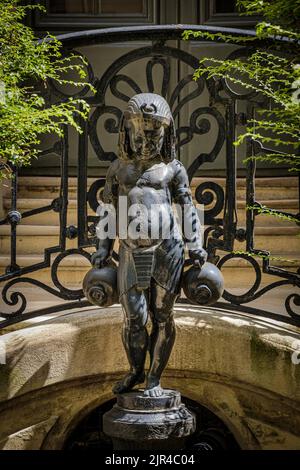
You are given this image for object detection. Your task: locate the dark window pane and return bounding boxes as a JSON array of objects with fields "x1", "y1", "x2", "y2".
[
  {"x1": 215, "y1": 0, "x2": 237, "y2": 13},
  {"x1": 49, "y1": 0, "x2": 95, "y2": 14},
  {"x1": 101, "y1": 0, "x2": 144, "y2": 14}
]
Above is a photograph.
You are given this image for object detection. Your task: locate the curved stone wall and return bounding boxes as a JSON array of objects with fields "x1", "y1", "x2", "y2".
[{"x1": 0, "y1": 304, "x2": 300, "y2": 449}]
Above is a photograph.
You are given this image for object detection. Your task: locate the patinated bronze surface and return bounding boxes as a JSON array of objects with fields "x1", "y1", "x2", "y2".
[
  {"x1": 103, "y1": 390, "x2": 196, "y2": 450},
  {"x1": 91, "y1": 93, "x2": 207, "y2": 397}
]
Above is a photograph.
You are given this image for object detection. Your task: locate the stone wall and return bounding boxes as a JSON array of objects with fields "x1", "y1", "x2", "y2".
[{"x1": 0, "y1": 305, "x2": 300, "y2": 450}]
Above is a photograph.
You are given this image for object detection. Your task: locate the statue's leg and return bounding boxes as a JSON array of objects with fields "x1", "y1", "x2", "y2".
[
  {"x1": 113, "y1": 286, "x2": 149, "y2": 394},
  {"x1": 145, "y1": 283, "x2": 177, "y2": 397}
]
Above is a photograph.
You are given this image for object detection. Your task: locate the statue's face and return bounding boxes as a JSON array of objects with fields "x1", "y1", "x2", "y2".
[{"x1": 125, "y1": 116, "x2": 166, "y2": 160}]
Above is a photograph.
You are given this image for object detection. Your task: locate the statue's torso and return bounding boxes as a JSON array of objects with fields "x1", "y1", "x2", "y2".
[{"x1": 114, "y1": 160, "x2": 178, "y2": 249}]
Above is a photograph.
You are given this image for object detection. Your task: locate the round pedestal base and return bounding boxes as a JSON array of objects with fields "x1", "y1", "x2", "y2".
[{"x1": 103, "y1": 389, "x2": 196, "y2": 450}]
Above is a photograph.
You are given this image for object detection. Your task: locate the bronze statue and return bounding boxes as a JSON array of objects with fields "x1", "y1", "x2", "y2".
[{"x1": 91, "y1": 93, "x2": 207, "y2": 397}]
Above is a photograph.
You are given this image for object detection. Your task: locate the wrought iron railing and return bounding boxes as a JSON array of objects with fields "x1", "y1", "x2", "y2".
[{"x1": 0, "y1": 25, "x2": 299, "y2": 328}]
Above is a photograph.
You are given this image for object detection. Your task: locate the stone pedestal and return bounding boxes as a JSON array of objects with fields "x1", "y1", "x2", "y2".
[{"x1": 103, "y1": 389, "x2": 196, "y2": 450}]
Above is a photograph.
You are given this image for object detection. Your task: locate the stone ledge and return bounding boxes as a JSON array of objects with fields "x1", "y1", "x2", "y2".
[
  {"x1": 0, "y1": 304, "x2": 299, "y2": 403},
  {"x1": 0, "y1": 304, "x2": 300, "y2": 450}
]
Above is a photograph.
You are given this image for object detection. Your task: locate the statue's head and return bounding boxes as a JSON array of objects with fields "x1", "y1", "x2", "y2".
[{"x1": 118, "y1": 93, "x2": 176, "y2": 162}]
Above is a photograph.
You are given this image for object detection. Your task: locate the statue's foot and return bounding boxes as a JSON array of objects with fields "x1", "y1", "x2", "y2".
[
  {"x1": 113, "y1": 371, "x2": 145, "y2": 394},
  {"x1": 144, "y1": 377, "x2": 164, "y2": 397}
]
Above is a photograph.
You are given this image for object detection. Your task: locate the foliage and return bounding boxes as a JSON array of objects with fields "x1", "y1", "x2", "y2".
[
  {"x1": 183, "y1": 0, "x2": 300, "y2": 174},
  {"x1": 0, "y1": 0, "x2": 92, "y2": 179},
  {"x1": 246, "y1": 204, "x2": 300, "y2": 224},
  {"x1": 237, "y1": 0, "x2": 300, "y2": 30},
  {"x1": 233, "y1": 250, "x2": 298, "y2": 265}
]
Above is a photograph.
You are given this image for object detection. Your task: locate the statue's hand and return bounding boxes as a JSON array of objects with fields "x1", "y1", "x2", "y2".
[
  {"x1": 189, "y1": 248, "x2": 207, "y2": 267},
  {"x1": 91, "y1": 247, "x2": 110, "y2": 269}
]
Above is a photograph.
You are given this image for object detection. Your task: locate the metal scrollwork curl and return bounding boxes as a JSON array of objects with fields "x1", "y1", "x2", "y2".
[
  {"x1": 0, "y1": 277, "x2": 69, "y2": 318},
  {"x1": 0, "y1": 283, "x2": 27, "y2": 318},
  {"x1": 146, "y1": 58, "x2": 170, "y2": 98},
  {"x1": 285, "y1": 293, "x2": 300, "y2": 322},
  {"x1": 195, "y1": 181, "x2": 224, "y2": 225},
  {"x1": 187, "y1": 106, "x2": 225, "y2": 178},
  {"x1": 51, "y1": 249, "x2": 91, "y2": 299},
  {"x1": 218, "y1": 253, "x2": 262, "y2": 304},
  {"x1": 0, "y1": 249, "x2": 92, "y2": 318},
  {"x1": 89, "y1": 105, "x2": 122, "y2": 161},
  {"x1": 87, "y1": 178, "x2": 106, "y2": 213},
  {"x1": 170, "y1": 74, "x2": 205, "y2": 119},
  {"x1": 110, "y1": 74, "x2": 142, "y2": 102}
]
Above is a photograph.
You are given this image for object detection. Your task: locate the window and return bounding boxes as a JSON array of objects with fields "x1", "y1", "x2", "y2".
[
  {"x1": 203, "y1": 0, "x2": 258, "y2": 26},
  {"x1": 215, "y1": 1, "x2": 237, "y2": 14},
  {"x1": 48, "y1": 1, "x2": 94, "y2": 14},
  {"x1": 48, "y1": 0, "x2": 144, "y2": 15},
  {"x1": 101, "y1": 0, "x2": 144, "y2": 14},
  {"x1": 35, "y1": 0, "x2": 156, "y2": 30}
]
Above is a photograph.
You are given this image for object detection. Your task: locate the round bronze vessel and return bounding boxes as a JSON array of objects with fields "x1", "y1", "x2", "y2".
[
  {"x1": 83, "y1": 263, "x2": 118, "y2": 307},
  {"x1": 182, "y1": 262, "x2": 224, "y2": 305}
]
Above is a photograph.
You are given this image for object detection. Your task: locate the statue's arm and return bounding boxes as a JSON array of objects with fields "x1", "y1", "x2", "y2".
[
  {"x1": 171, "y1": 160, "x2": 207, "y2": 266},
  {"x1": 91, "y1": 159, "x2": 119, "y2": 268}
]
